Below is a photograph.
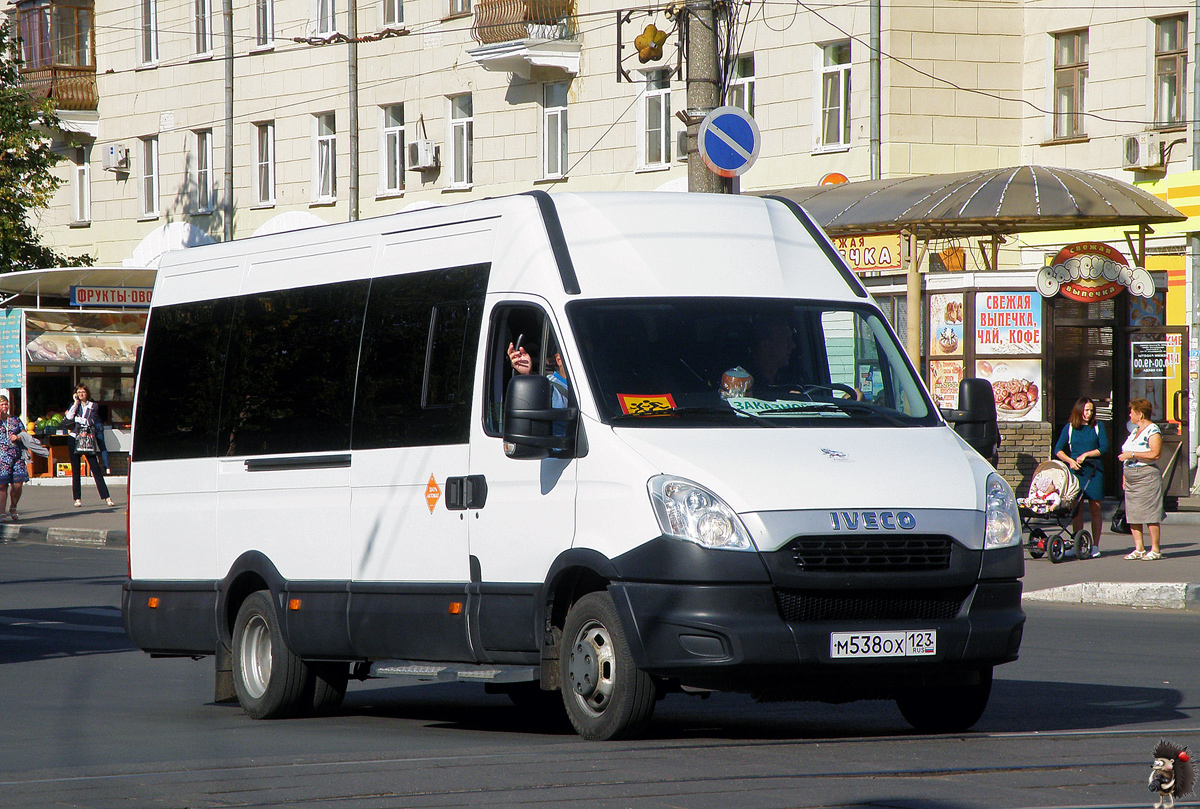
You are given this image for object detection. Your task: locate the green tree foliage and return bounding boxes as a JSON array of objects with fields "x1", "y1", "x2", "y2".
[{"x1": 0, "y1": 22, "x2": 93, "y2": 271}]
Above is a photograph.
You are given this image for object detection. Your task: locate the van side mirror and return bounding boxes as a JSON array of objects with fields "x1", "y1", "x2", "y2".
[
  {"x1": 503, "y1": 374, "x2": 577, "y2": 459},
  {"x1": 941, "y1": 377, "x2": 999, "y2": 463}
]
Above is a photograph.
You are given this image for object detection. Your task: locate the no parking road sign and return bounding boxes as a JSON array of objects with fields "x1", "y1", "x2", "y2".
[{"x1": 698, "y1": 105, "x2": 760, "y2": 178}]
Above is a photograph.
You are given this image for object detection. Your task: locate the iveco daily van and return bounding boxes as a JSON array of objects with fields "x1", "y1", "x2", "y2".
[{"x1": 123, "y1": 191, "x2": 1024, "y2": 740}]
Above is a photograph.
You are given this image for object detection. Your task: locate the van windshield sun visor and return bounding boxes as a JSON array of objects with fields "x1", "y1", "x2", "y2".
[{"x1": 524, "y1": 190, "x2": 581, "y2": 296}]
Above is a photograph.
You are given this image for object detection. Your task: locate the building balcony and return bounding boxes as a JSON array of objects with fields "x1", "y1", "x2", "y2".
[
  {"x1": 468, "y1": 0, "x2": 580, "y2": 79},
  {"x1": 20, "y1": 65, "x2": 98, "y2": 111}
]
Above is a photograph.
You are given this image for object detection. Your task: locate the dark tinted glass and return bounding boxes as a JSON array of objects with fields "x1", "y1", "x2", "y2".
[
  {"x1": 132, "y1": 298, "x2": 234, "y2": 461},
  {"x1": 218, "y1": 280, "x2": 369, "y2": 456},
  {"x1": 352, "y1": 264, "x2": 487, "y2": 449}
]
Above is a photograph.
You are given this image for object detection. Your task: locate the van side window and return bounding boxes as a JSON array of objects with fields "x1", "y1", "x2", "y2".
[
  {"x1": 483, "y1": 305, "x2": 567, "y2": 436},
  {"x1": 352, "y1": 264, "x2": 487, "y2": 449},
  {"x1": 133, "y1": 298, "x2": 234, "y2": 461},
  {"x1": 219, "y1": 280, "x2": 369, "y2": 456}
]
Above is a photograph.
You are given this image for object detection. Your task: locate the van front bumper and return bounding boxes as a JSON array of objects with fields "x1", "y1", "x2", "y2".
[{"x1": 607, "y1": 579, "x2": 1024, "y2": 696}]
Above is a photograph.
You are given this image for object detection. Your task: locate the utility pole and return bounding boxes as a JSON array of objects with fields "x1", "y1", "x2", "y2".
[
  {"x1": 685, "y1": 0, "x2": 723, "y2": 193},
  {"x1": 869, "y1": 0, "x2": 880, "y2": 180},
  {"x1": 348, "y1": 0, "x2": 360, "y2": 221},
  {"x1": 223, "y1": 0, "x2": 234, "y2": 241}
]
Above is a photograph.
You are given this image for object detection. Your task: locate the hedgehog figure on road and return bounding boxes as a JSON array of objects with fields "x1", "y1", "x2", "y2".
[{"x1": 1149, "y1": 739, "x2": 1195, "y2": 809}]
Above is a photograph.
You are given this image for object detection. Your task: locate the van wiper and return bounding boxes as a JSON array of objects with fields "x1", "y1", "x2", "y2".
[{"x1": 610, "y1": 406, "x2": 777, "y2": 427}]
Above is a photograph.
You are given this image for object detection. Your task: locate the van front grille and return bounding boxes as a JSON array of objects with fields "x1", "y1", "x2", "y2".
[
  {"x1": 774, "y1": 588, "x2": 970, "y2": 622},
  {"x1": 787, "y1": 535, "x2": 953, "y2": 572}
]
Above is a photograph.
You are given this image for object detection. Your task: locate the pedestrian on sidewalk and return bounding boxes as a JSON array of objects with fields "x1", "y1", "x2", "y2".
[
  {"x1": 65, "y1": 384, "x2": 113, "y2": 508},
  {"x1": 1119, "y1": 398, "x2": 1164, "y2": 561},
  {"x1": 0, "y1": 395, "x2": 27, "y2": 521},
  {"x1": 1054, "y1": 396, "x2": 1108, "y2": 556}
]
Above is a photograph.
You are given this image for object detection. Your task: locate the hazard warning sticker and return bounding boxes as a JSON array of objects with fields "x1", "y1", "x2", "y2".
[
  {"x1": 425, "y1": 475, "x2": 441, "y2": 513},
  {"x1": 617, "y1": 393, "x2": 677, "y2": 416}
]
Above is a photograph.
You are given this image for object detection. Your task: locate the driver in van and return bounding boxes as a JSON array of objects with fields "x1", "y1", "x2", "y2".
[{"x1": 720, "y1": 315, "x2": 797, "y2": 398}]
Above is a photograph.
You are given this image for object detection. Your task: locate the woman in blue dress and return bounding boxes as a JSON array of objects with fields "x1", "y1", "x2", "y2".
[
  {"x1": 0, "y1": 395, "x2": 28, "y2": 521},
  {"x1": 1053, "y1": 397, "x2": 1109, "y2": 556}
]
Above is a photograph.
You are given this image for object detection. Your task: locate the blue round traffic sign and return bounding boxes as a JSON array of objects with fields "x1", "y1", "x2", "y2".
[{"x1": 698, "y1": 105, "x2": 760, "y2": 178}]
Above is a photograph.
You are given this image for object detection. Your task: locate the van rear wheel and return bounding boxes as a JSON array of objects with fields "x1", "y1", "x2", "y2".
[
  {"x1": 560, "y1": 592, "x2": 656, "y2": 741},
  {"x1": 232, "y1": 591, "x2": 310, "y2": 719},
  {"x1": 896, "y1": 666, "x2": 992, "y2": 733}
]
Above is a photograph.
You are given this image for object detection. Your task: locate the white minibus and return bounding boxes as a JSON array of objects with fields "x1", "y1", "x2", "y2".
[{"x1": 123, "y1": 191, "x2": 1024, "y2": 740}]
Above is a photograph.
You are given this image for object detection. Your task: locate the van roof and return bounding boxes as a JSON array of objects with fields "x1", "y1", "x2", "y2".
[{"x1": 153, "y1": 192, "x2": 867, "y2": 307}]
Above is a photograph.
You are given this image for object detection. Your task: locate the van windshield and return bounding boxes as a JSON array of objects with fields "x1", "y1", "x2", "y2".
[{"x1": 567, "y1": 298, "x2": 938, "y2": 428}]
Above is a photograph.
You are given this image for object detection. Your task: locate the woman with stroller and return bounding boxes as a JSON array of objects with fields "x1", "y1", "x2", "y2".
[{"x1": 1053, "y1": 397, "x2": 1108, "y2": 557}]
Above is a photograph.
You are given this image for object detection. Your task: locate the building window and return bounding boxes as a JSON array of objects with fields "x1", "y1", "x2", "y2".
[
  {"x1": 449, "y1": 0, "x2": 470, "y2": 16},
  {"x1": 140, "y1": 136, "x2": 159, "y2": 217},
  {"x1": 194, "y1": 0, "x2": 212, "y2": 54},
  {"x1": 194, "y1": 129, "x2": 214, "y2": 213},
  {"x1": 449, "y1": 94, "x2": 473, "y2": 188},
  {"x1": 314, "y1": 113, "x2": 336, "y2": 201},
  {"x1": 72, "y1": 145, "x2": 90, "y2": 224},
  {"x1": 255, "y1": 0, "x2": 274, "y2": 46},
  {"x1": 16, "y1": 0, "x2": 95, "y2": 70},
  {"x1": 381, "y1": 105, "x2": 405, "y2": 193},
  {"x1": 317, "y1": 0, "x2": 336, "y2": 34},
  {"x1": 255, "y1": 121, "x2": 275, "y2": 204},
  {"x1": 727, "y1": 54, "x2": 754, "y2": 115},
  {"x1": 1155, "y1": 16, "x2": 1187, "y2": 128},
  {"x1": 819, "y1": 41, "x2": 850, "y2": 149},
  {"x1": 140, "y1": 0, "x2": 158, "y2": 64},
  {"x1": 640, "y1": 69, "x2": 671, "y2": 168},
  {"x1": 383, "y1": 0, "x2": 403, "y2": 25},
  {"x1": 543, "y1": 83, "x2": 568, "y2": 179},
  {"x1": 1053, "y1": 29, "x2": 1088, "y2": 139}
]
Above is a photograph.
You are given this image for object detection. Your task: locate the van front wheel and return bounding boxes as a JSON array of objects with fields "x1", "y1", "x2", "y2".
[
  {"x1": 232, "y1": 591, "x2": 310, "y2": 719},
  {"x1": 560, "y1": 592, "x2": 656, "y2": 740},
  {"x1": 895, "y1": 666, "x2": 993, "y2": 733}
]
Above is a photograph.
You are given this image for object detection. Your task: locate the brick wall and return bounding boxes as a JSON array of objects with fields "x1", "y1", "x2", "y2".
[{"x1": 997, "y1": 422, "x2": 1052, "y2": 494}]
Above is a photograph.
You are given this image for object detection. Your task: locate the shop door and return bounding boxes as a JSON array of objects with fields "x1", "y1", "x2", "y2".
[
  {"x1": 1128, "y1": 326, "x2": 1190, "y2": 498},
  {"x1": 1052, "y1": 320, "x2": 1116, "y2": 494}
]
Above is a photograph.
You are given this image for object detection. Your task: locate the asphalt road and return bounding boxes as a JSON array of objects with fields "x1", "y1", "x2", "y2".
[{"x1": 1, "y1": 540, "x2": 1198, "y2": 809}]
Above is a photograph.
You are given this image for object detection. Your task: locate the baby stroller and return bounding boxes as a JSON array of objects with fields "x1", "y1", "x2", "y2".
[{"x1": 1019, "y1": 459, "x2": 1099, "y2": 563}]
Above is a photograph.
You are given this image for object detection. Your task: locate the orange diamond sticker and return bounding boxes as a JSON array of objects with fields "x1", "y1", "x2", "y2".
[{"x1": 425, "y1": 475, "x2": 441, "y2": 513}]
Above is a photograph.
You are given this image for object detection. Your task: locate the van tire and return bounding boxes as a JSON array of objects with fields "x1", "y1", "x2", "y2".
[
  {"x1": 232, "y1": 591, "x2": 310, "y2": 719},
  {"x1": 560, "y1": 592, "x2": 656, "y2": 740},
  {"x1": 895, "y1": 666, "x2": 992, "y2": 733}
]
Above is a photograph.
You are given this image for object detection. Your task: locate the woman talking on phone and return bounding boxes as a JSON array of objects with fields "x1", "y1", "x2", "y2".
[{"x1": 66, "y1": 384, "x2": 114, "y2": 508}]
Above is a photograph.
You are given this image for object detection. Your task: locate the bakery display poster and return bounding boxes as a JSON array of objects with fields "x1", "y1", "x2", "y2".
[
  {"x1": 929, "y1": 293, "x2": 964, "y2": 357},
  {"x1": 929, "y1": 360, "x2": 964, "y2": 409},
  {"x1": 974, "y1": 292, "x2": 1041, "y2": 355},
  {"x1": 976, "y1": 359, "x2": 1043, "y2": 422}
]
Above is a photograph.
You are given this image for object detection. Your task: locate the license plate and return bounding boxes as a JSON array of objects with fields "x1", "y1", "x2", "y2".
[{"x1": 829, "y1": 630, "x2": 937, "y2": 659}]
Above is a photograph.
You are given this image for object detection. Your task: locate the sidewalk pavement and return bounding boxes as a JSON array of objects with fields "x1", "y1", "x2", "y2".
[{"x1": 5, "y1": 483, "x2": 1200, "y2": 610}]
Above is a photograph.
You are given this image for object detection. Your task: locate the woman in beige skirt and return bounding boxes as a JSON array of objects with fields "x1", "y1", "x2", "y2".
[{"x1": 1119, "y1": 398, "x2": 1164, "y2": 560}]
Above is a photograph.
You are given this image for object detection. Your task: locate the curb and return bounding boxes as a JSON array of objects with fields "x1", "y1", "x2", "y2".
[
  {"x1": 0, "y1": 523, "x2": 127, "y2": 548},
  {"x1": 1024, "y1": 582, "x2": 1200, "y2": 610}
]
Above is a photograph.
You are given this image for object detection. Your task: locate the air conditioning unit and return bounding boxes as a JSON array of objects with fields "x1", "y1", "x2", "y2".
[
  {"x1": 407, "y1": 139, "x2": 439, "y2": 171},
  {"x1": 1122, "y1": 133, "x2": 1165, "y2": 171},
  {"x1": 676, "y1": 130, "x2": 689, "y2": 161},
  {"x1": 101, "y1": 144, "x2": 130, "y2": 172}
]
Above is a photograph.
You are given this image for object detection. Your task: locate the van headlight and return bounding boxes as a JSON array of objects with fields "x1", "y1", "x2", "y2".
[
  {"x1": 984, "y1": 472, "x2": 1021, "y2": 549},
  {"x1": 648, "y1": 476, "x2": 754, "y2": 551}
]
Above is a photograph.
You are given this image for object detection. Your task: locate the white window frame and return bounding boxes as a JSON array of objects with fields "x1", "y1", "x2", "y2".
[
  {"x1": 1052, "y1": 29, "x2": 1087, "y2": 140},
  {"x1": 727, "y1": 54, "x2": 754, "y2": 115},
  {"x1": 194, "y1": 0, "x2": 213, "y2": 56},
  {"x1": 255, "y1": 121, "x2": 276, "y2": 205},
  {"x1": 815, "y1": 41, "x2": 851, "y2": 151},
  {"x1": 448, "y1": 0, "x2": 470, "y2": 16},
  {"x1": 449, "y1": 94, "x2": 473, "y2": 188},
  {"x1": 1154, "y1": 16, "x2": 1187, "y2": 128},
  {"x1": 383, "y1": 0, "x2": 403, "y2": 26},
  {"x1": 638, "y1": 69, "x2": 671, "y2": 169},
  {"x1": 140, "y1": 136, "x2": 159, "y2": 218},
  {"x1": 316, "y1": 0, "x2": 336, "y2": 35},
  {"x1": 314, "y1": 113, "x2": 337, "y2": 202},
  {"x1": 140, "y1": 0, "x2": 158, "y2": 65},
  {"x1": 255, "y1": 0, "x2": 275, "y2": 48},
  {"x1": 194, "y1": 129, "x2": 214, "y2": 213},
  {"x1": 543, "y1": 83, "x2": 568, "y2": 179},
  {"x1": 381, "y1": 105, "x2": 405, "y2": 194},
  {"x1": 72, "y1": 145, "x2": 90, "y2": 224}
]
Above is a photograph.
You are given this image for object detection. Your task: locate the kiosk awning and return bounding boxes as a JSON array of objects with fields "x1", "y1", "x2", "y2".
[
  {"x1": 0, "y1": 267, "x2": 157, "y2": 304},
  {"x1": 760, "y1": 165, "x2": 1187, "y2": 238}
]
